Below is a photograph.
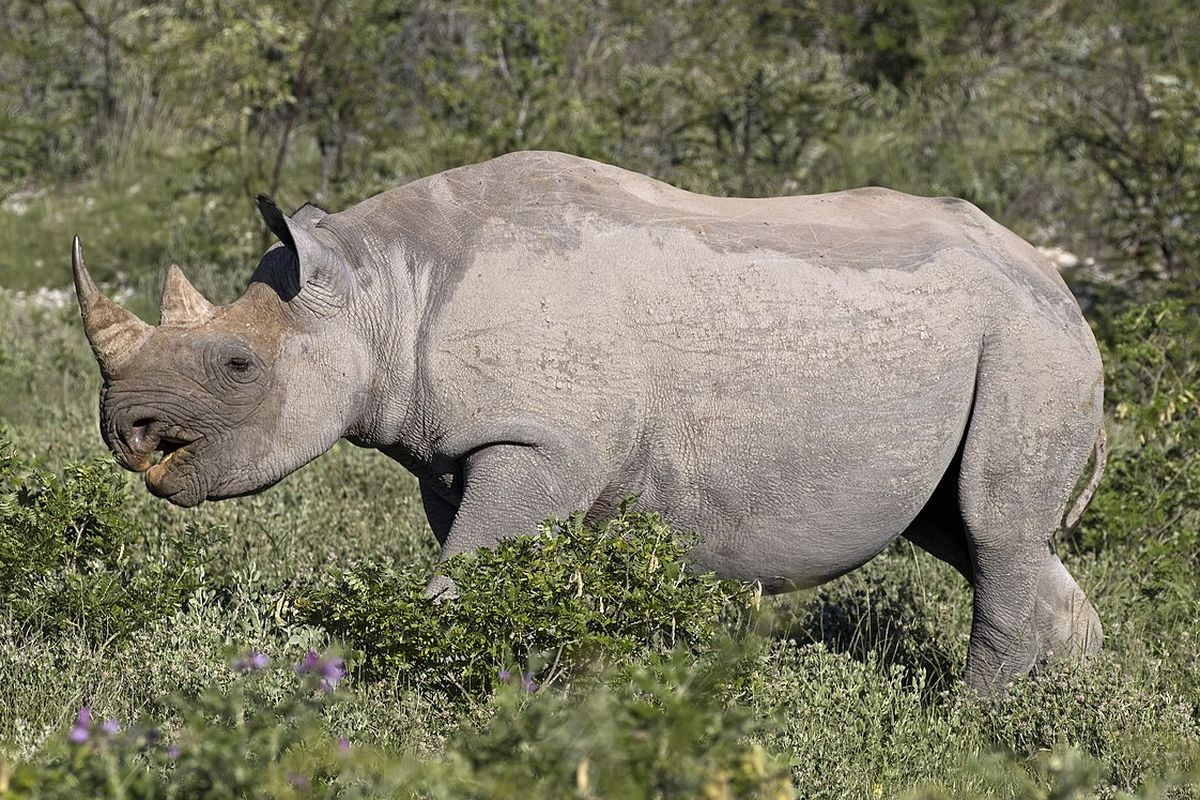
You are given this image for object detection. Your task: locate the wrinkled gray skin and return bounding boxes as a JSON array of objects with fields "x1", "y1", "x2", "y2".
[{"x1": 73, "y1": 151, "x2": 1106, "y2": 694}]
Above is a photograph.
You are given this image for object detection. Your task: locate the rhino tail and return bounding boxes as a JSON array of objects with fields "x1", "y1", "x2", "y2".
[{"x1": 1063, "y1": 422, "x2": 1107, "y2": 533}]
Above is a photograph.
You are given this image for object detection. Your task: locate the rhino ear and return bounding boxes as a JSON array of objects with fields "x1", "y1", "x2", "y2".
[
  {"x1": 255, "y1": 194, "x2": 350, "y2": 309},
  {"x1": 291, "y1": 202, "x2": 327, "y2": 228}
]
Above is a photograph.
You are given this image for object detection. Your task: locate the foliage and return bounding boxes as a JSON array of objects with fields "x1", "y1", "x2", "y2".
[
  {"x1": 1039, "y1": 1, "x2": 1200, "y2": 283},
  {"x1": 2, "y1": 0, "x2": 1199, "y2": 310},
  {"x1": 412, "y1": 0, "x2": 620, "y2": 169},
  {"x1": 300, "y1": 505, "x2": 753, "y2": 695},
  {"x1": 614, "y1": 2, "x2": 846, "y2": 196},
  {"x1": 1, "y1": 652, "x2": 376, "y2": 799},
  {"x1": 1078, "y1": 302, "x2": 1200, "y2": 564},
  {"x1": 2, "y1": 656, "x2": 343, "y2": 799},
  {"x1": 0, "y1": 649, "x2": 795, "y2": 800},
  {"x1": 0, "y1": 435, "x2": 210, "y2": 644},
  {"x1": 979, "y1": 657, "x2": 1200, "y2": 792},
  {"x1": 438, "y1": 650, "x2": 794, "y2": 800}
]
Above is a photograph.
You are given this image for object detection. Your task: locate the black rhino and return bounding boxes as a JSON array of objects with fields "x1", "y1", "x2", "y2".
[{"x1": 72, "y1": 151, "x2": 1105, "y2": 693}]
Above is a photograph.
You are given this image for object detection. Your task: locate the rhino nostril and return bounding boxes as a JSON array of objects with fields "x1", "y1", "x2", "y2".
[{"x1": 127, "y1": 418, "x2": 155, "y2": 452}]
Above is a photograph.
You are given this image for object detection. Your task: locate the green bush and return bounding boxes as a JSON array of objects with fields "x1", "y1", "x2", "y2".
[
  {"x1": 1078, "y1": 302, "x2": 1200, "y2": 565},
  {"x1": 0, "y1": 435, "x2": 210, "y2": 643},
  {"x1": 1044, "y1": 63, "x2": 1200, "y2": 284},
  {"x1": 299, "y1": 504, "x2": 753, "y2": 696},
  {"x1": 980, "y1": 657, "x2": 1200, "y2": 792},
  {"x1": 2, "y1": 653, "x2": 361, "y2": 800},
  {"x1": 435, "y1": 649, "x2": 794, "y2": 800},
  {"x1": 1, "y1": 648, "x2": 795, "y2": 800}
]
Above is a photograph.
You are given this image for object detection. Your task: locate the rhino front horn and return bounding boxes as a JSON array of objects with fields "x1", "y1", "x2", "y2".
[
  {"x1": 72, "y1": 235, "x2": 151, "y2": 378},
  {"x1": 160, "y1": 263, "x2": 215, "y2": 327}
]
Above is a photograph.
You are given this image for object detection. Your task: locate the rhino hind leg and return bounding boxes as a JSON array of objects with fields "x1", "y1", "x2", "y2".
[
  {"x1": 954, "y1": 340, "x2": 1105, "y2": 694},
  {"x1": 903, "y1": 453, "x2": 1103, "y2": 673}
]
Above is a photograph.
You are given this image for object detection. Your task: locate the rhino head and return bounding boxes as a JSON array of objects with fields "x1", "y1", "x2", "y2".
[{"x1": 72, "y1": 198, "x2": 373, "y2": 507}]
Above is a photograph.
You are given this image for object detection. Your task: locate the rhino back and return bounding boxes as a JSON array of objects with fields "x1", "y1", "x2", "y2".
[{"x1": 334, "y1": 151, "x2": 1083, "y2": 325}]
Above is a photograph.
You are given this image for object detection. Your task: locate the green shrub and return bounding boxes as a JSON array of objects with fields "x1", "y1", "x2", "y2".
[
  {"x1": 910, "y1": 746, "x2": 1200, "y2": 800},
  {"x1": 1, "y1": 653, "x2": 363, "y2": 800},
  {"x1": 299, "y1": 504, "x2": 753, "y2": 696},
  {"x1": 980, "y1": 657, "x2": 1200, "y2": 793},
  {"x1": 0, "y1": 435, "x2": 210, "y2": 643},
  {"x1": 1, "y1": 648, "x2": 795, "y2": 800},
  {"x1": 1044, "y1": 64, "x2": 1200, "y2": 284},
  {"x1": 433, "y1": 649, "x2": 795, "y2": 800},
  {"x1": 1078, "y1": 302, "x2": 1199, "y2": 566}
]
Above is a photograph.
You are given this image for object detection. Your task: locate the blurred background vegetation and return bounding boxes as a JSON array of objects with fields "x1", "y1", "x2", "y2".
[
  {"x1": 0, "y1": 0, "x2": 1198, "y2": 797},
  {"x1": 1, "y1": 0, "x2": 1198, "y2": 299}
]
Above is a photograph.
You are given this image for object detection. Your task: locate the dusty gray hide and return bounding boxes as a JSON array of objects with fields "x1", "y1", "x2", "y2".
[{"x1": 72, "y1": 151, "x2": 1106, "y2": 693}]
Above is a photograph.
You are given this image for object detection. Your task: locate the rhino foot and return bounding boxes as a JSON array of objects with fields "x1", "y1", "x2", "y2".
[
  {"x1": 425, "y1": 574, "x2": 458, "y2": 603},
  {"x1": 1033, "y1": 554, "x2": 1103, "y2": 660}
]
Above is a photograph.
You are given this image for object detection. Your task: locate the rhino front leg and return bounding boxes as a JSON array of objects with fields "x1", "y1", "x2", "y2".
[{"x1": 424, "y1": 442, "x2": 600, "y2": 600}]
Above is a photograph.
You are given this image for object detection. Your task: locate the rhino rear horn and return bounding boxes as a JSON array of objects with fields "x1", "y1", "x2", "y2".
[
  {"x1": 160, "y1": 264, "x2": 215, "y2": 327},
  {"x1": 72, "y1": 235, "x2": 151, "y2": 378}
]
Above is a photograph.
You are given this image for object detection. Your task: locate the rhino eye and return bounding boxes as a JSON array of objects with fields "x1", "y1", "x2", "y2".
[
  {"x1": 223, "y1": 354, "x2": 258, "y2": 383},
  {"x1": 204, "y1": 342, "x2": 263, "y2": 392}
]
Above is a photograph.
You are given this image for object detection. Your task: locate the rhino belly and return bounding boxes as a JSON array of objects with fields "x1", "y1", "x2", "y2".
[
  {"x1": 632, "y1": 404, "x2": 968, "y2": 590},
  {"x1": 621, "y1": 330, "x2": 980, "y2": 592}
]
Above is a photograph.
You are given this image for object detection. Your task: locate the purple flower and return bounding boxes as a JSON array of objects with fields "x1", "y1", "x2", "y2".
[
  {"x1": 295, "y1": 650, "x2": 321, "y2": 674},
  {"x1": 286, "y1": 772, "x2": 310, "y2": 790},
  {"x1": 296, "y1": 653, "x2": 341, "y2": 692},
  {"x1": 232, "y1": 651, "x2": 271, "y2": 672},
  {"x1": 337, "y1": 737, "x2": 351, "y2": 756},
  {"x1": 167, "y1": 744, "x2": 181, "y2": 760},
  {"x1": 296, "y1": 651, "x2": 345, "y2": 693},
  {"x1": 521, "y1": 672, "x2": 540, "y2": 693},
  {"x1": 498, "y1": 669, "x2": 513, "y2": 682},
  {"x1": 101, "y1": 719, "x2": 120, "y2": 736},
  {"x1": 320, "y1": 658, "x2": 345, "y2": 693},
  {"x1": 68, "y1": 706, "x2": 91, "y2": 744}
]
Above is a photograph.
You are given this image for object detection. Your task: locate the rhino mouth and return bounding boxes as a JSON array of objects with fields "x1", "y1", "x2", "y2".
[
  {"x1": 145, "y1": 436, "x2": 191, "y2": 474},
  {"x1": 121, "y1": 420, "x2": 197, "y2": 473},
  {"x1": 143, "y1": 435, "x2": 208, "y2": 506},
  {"x1": 120, "y1": 419, "x2": 205, "y2": 503}
]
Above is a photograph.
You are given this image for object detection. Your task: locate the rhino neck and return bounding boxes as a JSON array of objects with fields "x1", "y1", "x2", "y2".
[
  {"x1": 326, "y1": 206, "x2": 452, "y2": 472},
  {"x1": 322, "y1": 168, "x2": 543, "y2": 475}
]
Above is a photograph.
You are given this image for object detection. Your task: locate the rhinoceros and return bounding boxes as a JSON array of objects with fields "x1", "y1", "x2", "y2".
[{"x1": 71, "y1": 151, "x2": 1105, "y2": 692}]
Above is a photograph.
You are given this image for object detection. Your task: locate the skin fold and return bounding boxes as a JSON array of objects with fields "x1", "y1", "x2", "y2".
[{"x1": 73, "y1": 151, "x2": 1106, "y2": 694}]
